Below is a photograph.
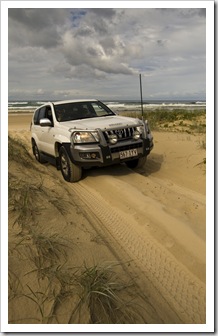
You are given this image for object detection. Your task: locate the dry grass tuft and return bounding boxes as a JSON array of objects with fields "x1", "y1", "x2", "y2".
[
  {"x1": 8, "y1": 135, "x2": 34, "y2": 167},
  {"x1": 73, "y1": 263, "x2": 142, "y2": 324},
  {"x1": 9, "y1": 174, "x2": 42, "y2": 229}
]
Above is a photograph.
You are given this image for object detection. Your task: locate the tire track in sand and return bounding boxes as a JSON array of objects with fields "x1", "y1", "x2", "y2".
[{"x1": 71, "y1": 181, "x2": 205, "y2": 324}]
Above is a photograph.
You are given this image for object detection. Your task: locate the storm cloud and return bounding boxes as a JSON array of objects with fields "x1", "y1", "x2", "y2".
[{"x1": 8, "y1": 7, "x2": 206, "y2": 100}]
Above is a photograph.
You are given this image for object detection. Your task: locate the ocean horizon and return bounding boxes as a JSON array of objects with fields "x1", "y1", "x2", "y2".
[{"x1": 8, "y1": 99, "x2": 206, "y2": 113}]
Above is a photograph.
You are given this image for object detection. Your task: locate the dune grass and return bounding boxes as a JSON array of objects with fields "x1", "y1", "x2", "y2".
[
  {"x1": 8, "y1": 135, "x2": 144, "y2": 324},
  {"x1": 76, "y1": 263, "x2": 140, "y2": 323},
  {"x1": 8, "y1": 135, "x2": 34, "y2": 167},
  {"x1": 8, "y1": 173, "x2": 42, "y2": 229},
  {"x1": 122, "y1": 108, "x2": 206, "y2": 133}
]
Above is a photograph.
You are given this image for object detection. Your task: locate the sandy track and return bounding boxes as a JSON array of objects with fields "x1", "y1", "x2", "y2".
[{"x1": 61, "y1": 169, "x2": 205, "y2": 324}]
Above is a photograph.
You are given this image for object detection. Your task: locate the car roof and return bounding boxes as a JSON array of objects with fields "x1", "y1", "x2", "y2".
[{"x1": 53, "y1": 99, "x2": 98, "y2": 106}]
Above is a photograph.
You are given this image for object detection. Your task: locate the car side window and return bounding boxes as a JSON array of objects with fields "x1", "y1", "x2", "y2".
[
  {"x1": 33, "y1": 109, "x2": 40, "y2": 125},
  {"x1": 34, "y1": 107, "x2": 46, "y2": 125},
  {"x1": 45, "y1": 106, "x2": 53, "y2": 125},
  {"x1": 38, "y1": 107, "x2": 46, "y2": 121}
]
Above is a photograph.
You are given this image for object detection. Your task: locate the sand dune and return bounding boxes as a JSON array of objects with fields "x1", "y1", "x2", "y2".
[{"x1": 8, "y1": 113, "x2": 206, "y2": 325}]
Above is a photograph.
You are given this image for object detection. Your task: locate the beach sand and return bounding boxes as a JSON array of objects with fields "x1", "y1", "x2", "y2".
[{"x1": 8, "y1": 113, "x2": 206, "y2": 325}]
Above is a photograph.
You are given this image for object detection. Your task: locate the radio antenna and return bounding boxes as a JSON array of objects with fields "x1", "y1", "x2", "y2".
[{"x1": 139, "y1": 73, "x2": 144, "y2": 120}]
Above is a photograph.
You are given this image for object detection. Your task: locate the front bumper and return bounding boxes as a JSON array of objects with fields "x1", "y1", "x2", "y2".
[{"x1": 64, "y1": 137, "x2": 153, "y2": 168}]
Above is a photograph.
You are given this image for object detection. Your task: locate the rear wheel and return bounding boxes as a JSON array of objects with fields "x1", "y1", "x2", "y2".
[
  {"x1": 32, "y1": 140, "x2": 47, "y2": 163},
  {"x1": 125, "y1": 156, "x2": 147, "y2": 169},
  {"x1": 59, "y1": 146, "x2": 82, "y2": 182}
]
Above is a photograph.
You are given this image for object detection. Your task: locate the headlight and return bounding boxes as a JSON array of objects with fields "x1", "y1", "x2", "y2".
[
  {"x1": 136, "y1": 125, "x2": 145, "y2": 136},
  {"x1": 108, "y1": 134, "x2": 118, "y2": 144},
  {"x1": 72, "y1": 131, "x2": 100, "y2": 144},
  {"x1": 133, "y1": 130, "x2": 141, "y2": 140}
]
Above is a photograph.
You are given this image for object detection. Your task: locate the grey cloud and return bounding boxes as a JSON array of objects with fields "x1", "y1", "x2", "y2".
[
  {"x1": 92, "y1": 20, "x2": 109, "y2": 35},
  {"x1": 73, "y1": 11, "x2": 115, "y2": 37},
  {"x1": 8, "y1": 8, "x2": 68, "y2": 48},
  {"x1": 89, "y1": 8, "x2": 116, "y2": 18},
  {"x1": 178, "y1": 8, "x2": 206, "y2": 19},
  {"x1": 99, "y1": 36, "x2": 125, "y2": 57},
  {"x1": 63, "y1": 41, "x2": 136, "y2": 76},
  {"x1": 8, "y1": 7, "x2": 206, "y2": 100},
  {"x1": 98, "y1": 63, "x2": 136, "y2": 76},
  {"x1": 60, "y1": 26, "x2": 136, "y2": 76},
  {"x1": 9, "y1": 24, "x2": 60, "y2": 48},
  {"x1": 87, "y1": 47, "x2": 101, "y2": 57},
  {"x1": 156, "y1": 39, "x2": 166, "y2": 47},
  {"x1": 65, "y1": 65, "x2": 107, "y2": 80},
  {"x1": 75, "y1": 25, "x2": 94, "y2": 37},
  {"x1": 9, "y1": 8, "x2": 67, "y2": 29},
  {"x1": 9, "y1": 8, "x2": 40, "y2": 28},
  {"x1": 156, "y1": 8, "x2": 206, "y2": 18},
  {"x1": 8, "y1": 46, "x2": 49, "y2": 69},
  {"x1": 86, "y1": 10, "x2": 117, "y2": 35}
]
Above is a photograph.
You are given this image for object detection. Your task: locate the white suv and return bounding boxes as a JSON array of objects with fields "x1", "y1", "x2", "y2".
[{"x1": 31, "y1": 99, "x2": 153, "y2": 182}]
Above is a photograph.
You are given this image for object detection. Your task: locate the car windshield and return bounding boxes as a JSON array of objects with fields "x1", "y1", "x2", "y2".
[{"x1": 54, "y1": 101, "x2": 115, "y2": 122}]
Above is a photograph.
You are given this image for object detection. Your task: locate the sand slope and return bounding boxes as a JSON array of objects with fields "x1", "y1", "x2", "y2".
[{"x1": 8, "y1": 114, "x2": 206, "y2": 324}]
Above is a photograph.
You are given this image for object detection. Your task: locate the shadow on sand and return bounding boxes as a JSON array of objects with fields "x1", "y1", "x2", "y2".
[
  {"x1": 135, "y1": 153, "x2": 164, "y2": 177},
  {"x1": 82, "y1": 152, "x2": 164, "y2": 181}
]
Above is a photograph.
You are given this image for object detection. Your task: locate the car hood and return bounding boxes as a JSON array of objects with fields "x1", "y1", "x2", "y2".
[{"x1": 60, "y1": 115, "x2": 142, "y2": 131}]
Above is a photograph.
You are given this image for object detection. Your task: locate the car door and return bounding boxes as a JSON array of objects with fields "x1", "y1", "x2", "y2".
[
  {"x1": 32, "y1": 106, "x2": 46, "y2": 152},
  {"x1": 38, "y1": 105, "x2": 56, "y2": 156}
]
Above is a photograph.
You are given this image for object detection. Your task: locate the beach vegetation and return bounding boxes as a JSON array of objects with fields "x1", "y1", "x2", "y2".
[
  {"x1": 75, "y1": 263, "x2": 137, "y2": 324},
  {"x1": 8, "y1": 135, "x2": 145, "y2": 324},
  {"x1": 8, "y1": 135, "x2": 34, "y2": 168},
  {"x1": 122, "y1": 108, "x2": 206, "y2": 133}
]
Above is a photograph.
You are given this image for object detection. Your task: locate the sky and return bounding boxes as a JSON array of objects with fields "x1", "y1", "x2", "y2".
[{"x1": 8, "y1": 5, "x2": 207, "y2": 101}]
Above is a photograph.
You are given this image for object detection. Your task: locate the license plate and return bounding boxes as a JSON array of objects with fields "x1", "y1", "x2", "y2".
[{"x1": 119, "y1": 149, "x2": 138, "y2": 159}]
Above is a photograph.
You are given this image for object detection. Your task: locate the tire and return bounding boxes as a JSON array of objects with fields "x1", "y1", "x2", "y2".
[
  {"x1": 32, "y1": 140, "x2": 47, "y2": 163},
  {"x1": 125, "y1": 156, "x2": 147, "y2": 169},
  {"x1": 59, "y1": 146, "x2": 82, "y2": 182}
]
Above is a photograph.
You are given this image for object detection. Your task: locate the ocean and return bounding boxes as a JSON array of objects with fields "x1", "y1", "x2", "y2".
[{"x1": 8, "y1": 99, "x2": 206, "y2": 114}]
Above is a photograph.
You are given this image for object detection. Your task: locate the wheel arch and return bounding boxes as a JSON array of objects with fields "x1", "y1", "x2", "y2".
[
  {"x1": 55, "y1": 142, "x2": 75, "y2": 170},
  {"x1": 54, "y1": 141, "x2": 62, "y2": 157},
  {"x1": 31, "y1": 136, "x2": 37, "y2": 146}
]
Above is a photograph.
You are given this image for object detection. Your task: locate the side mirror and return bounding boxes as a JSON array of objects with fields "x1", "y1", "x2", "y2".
[{"x1": 39, "y1": 118, "x2": 52, "y2": 127}]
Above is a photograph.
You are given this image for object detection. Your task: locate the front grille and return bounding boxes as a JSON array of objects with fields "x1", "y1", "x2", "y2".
[
  {"x1": 110, "y1": 142, "x2": 143, "y2": 153},
  {"x1": 103, "y1": 127, "x2": 136, "y2": 142}
]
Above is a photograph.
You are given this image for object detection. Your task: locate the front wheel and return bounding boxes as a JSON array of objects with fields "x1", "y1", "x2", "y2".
[
  {"x1": 125, "y1": 156, "x2": 147, "y2": 169},
  {"x1": 59, "y1": 146, "x2": 82, "y2": 182}
]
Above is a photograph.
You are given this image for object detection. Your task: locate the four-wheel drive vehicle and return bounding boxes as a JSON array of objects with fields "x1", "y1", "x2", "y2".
[{"x1": 31, "y1": 99, "x2": 153, "y2": 182}]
